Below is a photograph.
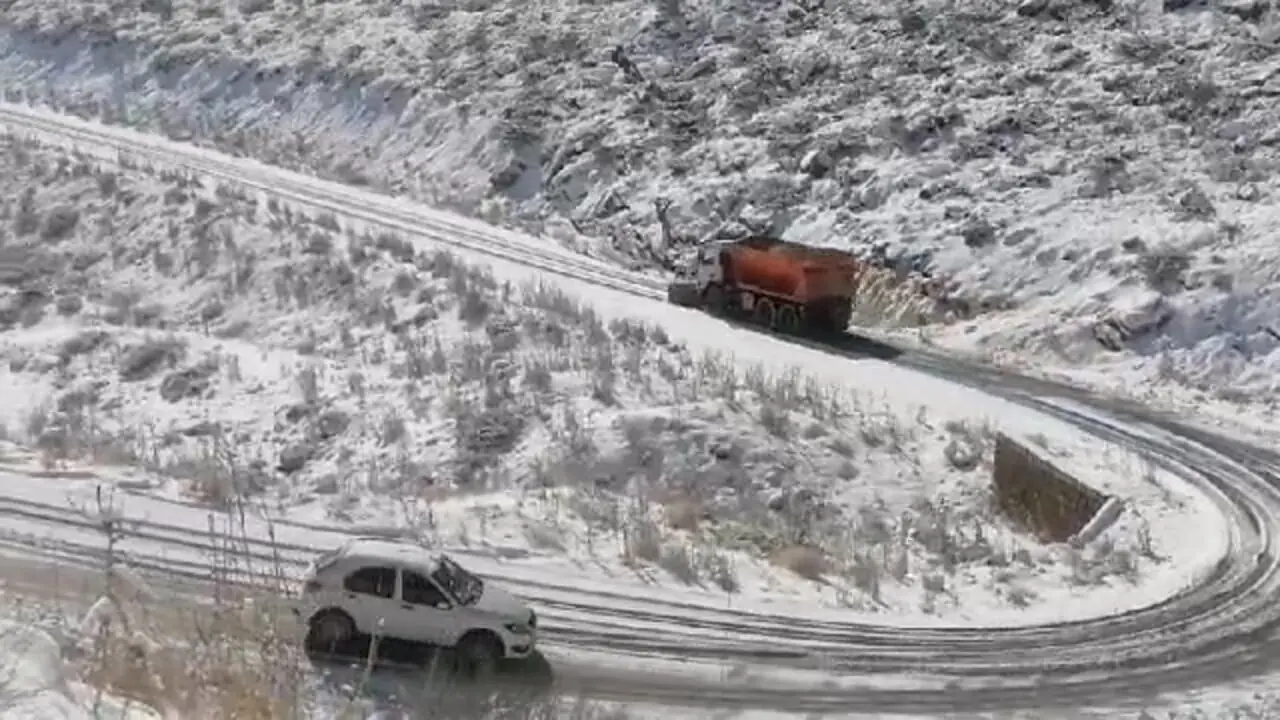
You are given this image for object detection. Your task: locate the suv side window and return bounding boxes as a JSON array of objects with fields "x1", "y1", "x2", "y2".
[
  {"x1": 343, "y1": 566, "x2": 396, "y2": 599},
  {"x1": 401, "y1": 570, "x2": 450, "y2": 608}
]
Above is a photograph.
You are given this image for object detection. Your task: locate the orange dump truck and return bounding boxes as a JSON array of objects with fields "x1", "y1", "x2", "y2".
[{"x1": 667, "y1": 236, "x2": 863, "y2": 336}]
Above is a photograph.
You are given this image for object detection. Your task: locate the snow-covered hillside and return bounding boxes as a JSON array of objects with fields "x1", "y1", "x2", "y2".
[
  {"x1": 1, "y1": 0, "x2": 1279, "y2": 403},
  {"x1": 0, "y1": 128, "x2": 1216, "y2": 628},
  {"x1": 0, "y1": 618, "x2": 159, "y2": 719}
]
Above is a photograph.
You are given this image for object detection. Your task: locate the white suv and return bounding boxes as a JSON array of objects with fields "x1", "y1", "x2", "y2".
[{"x1": 295, "y1": 538, "x2": 537, "y2": 672}]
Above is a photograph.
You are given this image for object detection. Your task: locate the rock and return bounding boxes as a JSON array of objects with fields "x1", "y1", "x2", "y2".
[
  {"x1": 1120, "y1": 236, "x2": 1146, "y2": 253},
  {"x1": 313, "y1": 474, "x2": 340, "y2": 494},
  {"x1": 58, "y1": 330, "x2": 110, "y2": 364},
  {"x1": 1237, "y1": 183, "x2": 1262, "y2": 202},
  {"x1": 1220, "y1": 0, "x2": 1267, "y2": 21},
  {"x1": 898, "y1": 9, "x2": 928, "y2": 32},
  {"x1": 278, "y1": 442, "x2": 316, "y2": 474},
  {"x1": 1093, "y1": 291, "x2": 1174, "y2": 350},
  {"x1": 392, "y1": 305, "x2": 438, "y2": 334},
  {"x1": 961, "y1": 218, "x2": 997, "y2": 248},
  {"x1": 55, "y1": 385, "x2": 99, "y2": 414},
  {"x1": 180, "y1": 421, "x2": 221, "y2": 437},
  {"x1": 315, "y1": 409, "x2": 351, "y2": 440},
  {"x1": 38, "y1": 205, "x2": 80, "y2": 242},
  {"x1": 305, "y1": 232, "x2": 333, "y2": 254},
  {"x1": 199, "y1": 300, "x2": 224, "y2": 322},
  {"x1": 799, "y1": 149, "x2": 832, "y2": 178},
  {"x1": 918, "y1": 180, "x2": 960, "y2": 201},
  {"x1": 283, "y1": 403, "x2": 315, "y2": 423},
  {"x1": 1002, "y1": 227, "x2": 1037, "y2": 246},
  {"x1": 158, "y1": 363, "x2": 216, "y2": 403},
  {"x1": 1016, "y1": 0, "x2": 1050, "y2": 15},
  {"x1": 708, "y1": 439, "x2": 737, "y2": 461},
  {"x1": 852, "y1": 179, "x2": 890, "y2": 210},
  {"x1": 766, "y1": 487, "x2": 819, "y2": 513},
  {"x1": 119, "y1": 340, "x2": 183, "y2": 381},
  {"x1": 944, "y1": 437, "x2": 982, "y2": 471},
  {"x1": 489, "y1": 160, "x2": 527, "y2": 192},
  {"x1": 766, "y1": 490, "x2": 788, "y2": 512},
  {"x1": 1178, "y1": 185, "x2": 1215, "y2": 217}
]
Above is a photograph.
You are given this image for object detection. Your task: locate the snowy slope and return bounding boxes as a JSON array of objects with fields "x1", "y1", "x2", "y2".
[
  {"x1": 1, "y1": 0, "x2": 1279, "y2": 404},
  {"x1": 0, "y1": 616, "x2": 159, "y2": 720},
  {"x1": 0, "y1": 109, "x2": 1224, "y2": 632}
]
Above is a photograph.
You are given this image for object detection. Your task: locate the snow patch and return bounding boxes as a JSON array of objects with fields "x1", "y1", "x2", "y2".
[{"x1": 0, "y1": 619, "x2": 157, "y2": 720}]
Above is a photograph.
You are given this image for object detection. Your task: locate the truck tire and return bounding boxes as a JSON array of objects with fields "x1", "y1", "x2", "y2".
[
  {"x1": 776, "y1": 305, "x2": 800, "y2": 334},
  {"x1": 703, "y1": 283, "x2": 728, "y2": 316},
  {"x1": 753, "y1": 298, "x2": 777, "y2": 329},
  {"x1": 804, "y1": 300, "x2": 852, "y2": 337},
  {"x1": 667, "y1": 283, "x2": 699, "y2": 307},
  {"x1": 831, "y1": 301, "x2": 853, "y2": 333}
]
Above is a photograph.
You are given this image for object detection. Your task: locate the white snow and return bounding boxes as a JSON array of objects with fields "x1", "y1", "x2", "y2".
[
  {"x1": 1144, "y1": 683, "x2": 1280, "y2": 720},
  {"x1": 0, "y1": 0, "x2": 1278, "y2": 413},
  {"x1": 0, "y1": 618, "x2": 158, "y2": 720},
  {"x1": 0, "y1": 117, "x2": 1229, "y2": 635},
  {"x1": 0, "y1": 2, "x2": 1275, "y2": 711}
]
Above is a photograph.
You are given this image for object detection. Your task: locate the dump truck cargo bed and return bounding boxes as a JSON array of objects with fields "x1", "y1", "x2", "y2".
[
  {"x1": 725, "y1": 237, "x2": 862, "y2": 304},
  {"x1": 664, "y1": 236, "x2": 863, "y2": 336}
]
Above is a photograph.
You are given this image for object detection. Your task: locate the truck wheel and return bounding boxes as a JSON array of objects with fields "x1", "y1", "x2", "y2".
[
  {"x1": 753, "y1": 298, "x2": 777, "y2": 329},
  {"x1": 776, "y1": 306, "x2": 800, "y2": 334},
  {"x1": 703, "y1": 284, "x2": 728, "y2": 315},
  {"x1": 455, "y1": 631, "x2": 503, "y2": 681},
  {"x1": 667, "y1": 283, "x2": 698, "y2": 307},
  {"x1": 832, "y1": 303, "x2": 853, "y2": 332}
]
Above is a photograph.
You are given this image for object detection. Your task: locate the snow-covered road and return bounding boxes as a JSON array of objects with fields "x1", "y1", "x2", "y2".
[{"x1": 2, "y1": 101, "x2": 1280, "y2": 715}]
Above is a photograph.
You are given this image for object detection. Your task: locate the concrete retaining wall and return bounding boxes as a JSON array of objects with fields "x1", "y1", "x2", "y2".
[{"x1": 991, "y1": 433, "x2": 1114, "y2": 543}]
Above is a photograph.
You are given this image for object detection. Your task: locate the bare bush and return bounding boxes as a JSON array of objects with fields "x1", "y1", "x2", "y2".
[
  {"x1": 624, "y1": 513, "x2": 663, "y2": 564},
  {"x1": 1139, "y1": 246, "x2": 1191, "y2": 293},
  {"x1": 770, "y1": 544, "x2": 829, "y2": 580},
  {"x1": 39, "y1": 204, "x2": 80, "y2": 241},
  {"x1": 119, "y1": 337, "x2": 184, "y2": 381}
]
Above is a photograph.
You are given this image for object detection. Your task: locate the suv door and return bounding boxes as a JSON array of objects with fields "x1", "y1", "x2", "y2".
[
  {"x1": 396, "y1": 569, "x2": 457, "y2": 646},
  {"x1": 341, "y1": 565, "x2": 399, "y2": 636}
]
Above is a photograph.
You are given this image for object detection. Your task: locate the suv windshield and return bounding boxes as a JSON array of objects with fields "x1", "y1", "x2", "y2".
[{"x1": 430, "y1": 555, "x2": 484, "y2": 606}]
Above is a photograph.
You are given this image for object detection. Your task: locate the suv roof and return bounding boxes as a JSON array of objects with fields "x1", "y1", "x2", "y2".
[{"x1": 333, "y1": 537, "x2": 441, "y2": 571}]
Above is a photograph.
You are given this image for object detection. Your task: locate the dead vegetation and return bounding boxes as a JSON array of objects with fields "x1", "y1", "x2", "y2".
[
  {"x1": 1, "y1": 487, "x2": 627, "y2": 720},
  {"x1": 0, "y1": 135, "x2": 1159, "y2": 616}
]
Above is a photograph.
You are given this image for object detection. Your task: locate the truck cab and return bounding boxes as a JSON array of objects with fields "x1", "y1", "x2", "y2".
[
  {"x1": 677, "y1": 242, "x2": 729, "y2": 282},
  {"x1": 668, "y1": 241, "x2": 731, "y2": 306}
]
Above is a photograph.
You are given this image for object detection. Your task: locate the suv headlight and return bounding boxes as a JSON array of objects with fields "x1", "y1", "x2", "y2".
[{"x1": 503, "y1": 621, "x2": 532, "y2": 635}]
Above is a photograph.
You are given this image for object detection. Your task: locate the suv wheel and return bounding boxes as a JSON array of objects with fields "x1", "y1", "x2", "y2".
[
  {"x1": 455, "y1": 632, "x2": 503, "y2": 680},
  {"x1": 307, "y1": 610, "x2": 356, "y2": 652}
]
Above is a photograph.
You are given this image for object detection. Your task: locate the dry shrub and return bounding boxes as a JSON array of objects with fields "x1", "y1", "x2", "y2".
[
  {"x1": 82, "y1": 594, "x2": 303, "y2": 719},
  {"x1": 662, "y1": 498, "x2": 702, "y2": 532},
  {"x1": 77, "y1": 565, "x2": 303, "y2": 720},
  {"x1": 770, "y1": 544, "x2": 830, "y2": 580},
  {"x1": 850, "y1": 267, "x2": 942, "y2": 327},
  {"x1": 623, "y1": 514, "x2": 663, "y2": 564}
]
